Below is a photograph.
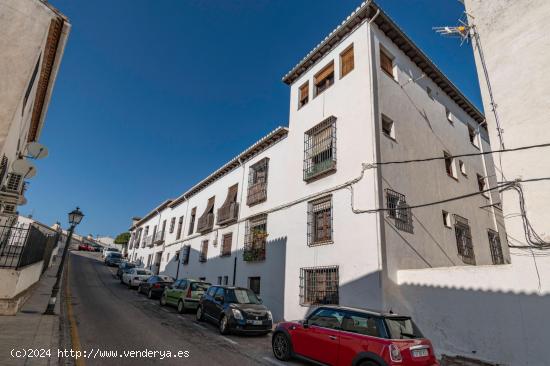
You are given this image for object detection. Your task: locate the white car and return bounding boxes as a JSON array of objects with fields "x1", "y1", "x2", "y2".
[
  {"x1": 102, "y1": 247, "x2": 120, "y2": 259},
  {"x1": 122, "y1": 268, "x2": 152, "y2": 288}
]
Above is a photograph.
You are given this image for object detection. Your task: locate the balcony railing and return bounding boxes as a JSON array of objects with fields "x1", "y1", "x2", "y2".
[
  {"x1": 197, "y1": 213, "x2": 214, "y2": 233},
  {"x1": 217, "y1": 202, "x2": 239, "y2": 225},
  {"x1": 0, "y1": 224, "x2": 56, "y2": 269},
  {"x1": 153, "y1": 230, "x2": 164, "y2": 245},
  {"x1": 243, "y1": 246, "x2": 265, "y2": 262},
  {"x1": 246, "y1": 182, "x2": 267, "y2": 206},
  {"x1": 143, "y1": 235, "x2": 153, "y2": 247}
]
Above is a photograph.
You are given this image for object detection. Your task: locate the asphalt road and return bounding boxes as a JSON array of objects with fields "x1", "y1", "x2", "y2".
[{"x1": 67, "y1": 251, "x2": 306, "y2": 366}]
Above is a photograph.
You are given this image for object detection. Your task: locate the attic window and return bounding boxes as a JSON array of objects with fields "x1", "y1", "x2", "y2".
[
  {"x1": 299, "y1": 82, "x2": 309, "y2": 108},
  {"x1": 314, "y1": 62, "x2": 334, "y2": 96}
]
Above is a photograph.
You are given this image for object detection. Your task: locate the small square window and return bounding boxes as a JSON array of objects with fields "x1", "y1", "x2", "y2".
[
  {"x1": 340, "y1": 44, "x2": 354, "y2": 78},
  {"x1": 442, "y1": 210, "x2": 451, "y2": 228},
  {"x1": 444, "y1": 151, "x2": 456, "y2": 179},
  {"x1": 446, "y1": 107, "x2": 453, "y2": 124},
  {"x1": 459, "y1": 160, "x2": 467, "y2": 176},
  {"x1": 381, "y1": 115, "x2": 395, "y2": 139},
  {"x1": 298, "y1": 82, "x2": 309, "y2": 109}
]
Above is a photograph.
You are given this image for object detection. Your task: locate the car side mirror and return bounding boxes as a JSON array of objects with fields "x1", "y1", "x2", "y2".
[
  {"x1": 257, "y1": 295, "x2": 263, "y2": 303},
  {"x1": 214, "y1": 295, "x2": 224, "y2": 303}
]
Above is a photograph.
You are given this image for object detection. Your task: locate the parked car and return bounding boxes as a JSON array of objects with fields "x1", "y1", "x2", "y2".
[
  {"x1": 160, "y1": 278, "x2": 210, "y2": 313},
  {"x1": 78, "y1": 243, "x2": 89, "y2": 251},
  {"x1": 138, "y1": 275, "x2": 174, "y2": 299},
  {"x1": 116, "y1": 261, "x2": 136, "y2": 279},
  {"x1": 102, "y1": 247, "x2": 120, "y2": 259},
  {"x1": 121, "y1": 268, "x2": 152, "y2": 288},
  {"x1": 271, "y1": 305, "x2": 439, "y2": 366},
  {"x1": 196, "y1": 286, "x2": 272, "y2": 335},
  {"x1": 104, "y1": 252, "x2": 122, "y2": 266},
  {"x1": 91, "y1": 244, "x2": 102, "y2": 252}
]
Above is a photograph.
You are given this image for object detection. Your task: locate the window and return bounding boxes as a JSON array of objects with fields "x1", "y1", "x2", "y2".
[
  {"x1": 341, "y1": 313, "x2": 382, "y2": 337},
  {"x1": 300, "y1": 266, "x2": 339, "y2": 306},
  {"x1": 223, "y1": 276, "x2": 229, "y2": 285},
  {"x1": 166, "y1": 253, "x2": 170, "y2": 262},
  {"x1": 0, "y1": 156, "x2": 8, "y2": 185},
  {"x1": 380, "y1": 48, "x2": 395, "y2": 79},
  {"x1": 221, "y1": 233, "x2": 232, "y2": 257},
  {"x1": 442, "y1": 210, "x2": 451, "y2": 228},
  {"x1": 5, "y1": 173, "x2": 22, "y2": 193},
  {"x1": 160, "y1": 220, "x2": 166, "y2": 241},
  {"x1": 175, "y1": 250, "x2": 180, "y2": 261},
  {"x1": 468, "y1": 125, "x2": 478, "y2": 147},
  {"x1": 217, "y1": 276, "x2": 222, "y2": 285},
  {"x1": 217, "y1": 184, "x2": 239, "y2": 225},
  {"x1": 488, "y1": 230, "x2": 505, "y2": 265},
  {"x1": 426, "y1": 86, "x2": 433, "y2": 99},
  {"x1": 477, "y1": 174, "x2": 488, "y2": 197},
  {"x1": 142, "y1": 226, "x2": 149, "y2": 248},
  {"x1": 314, "y1": 61, "x2": 334, "y2": 96},
  {"x1": 445, "y1": 107, "x2": 453, "y2": 123},
  {"x1": 247, "y1": 158, "x2": 269, "y2": 206},
  {"x1": 454, "y1": 215, "x2": 476, "y2": 265},
  {"x1": 176, "y1": 216, "x2": 183, "y2": 240},
  {"x1": 308, "y1": 308, "x2": 344, "y2": 329},
  {"x1": 459, "y1": 160, "x2": 467, "y2": 176},
  {"x1": 199, "y1": 277, "x2": 206, "y2": 282},
  {"x1": 381, "y1": 115, "x2": 395, "y2": 139},
  {"x1": 340, "y1": 44, "x2": 354, "y2": 78},
  {"x1": 298, "y1": 82, "x2": 309, "y2": 108},
  {"x1": 444, "y1": 151, "x2": 456, "y2": 178},
  {"x1": 385, "y1": 189, "x2": 413, "y2": 233},
  {"x1": 199, "y1": 240, "x2": 208, "y2": 262},
  {"x1": 169, "y1": 217, "x2": 176, "y2": 234},
  {"x1": 307, "y1": 196, "x2": 333, "y2": 246},
  {"x1": 188, "y1": 207, "x2": 196, "y2": 235},
  {"x1": 248, "y1": 277, "x2": 261, "y2": 295},
  {"x1": 244, "y1": 214, "x2": 267, "y2": 262},
  {"x1": 182, "y1": 245, "x2": 190, "y2": 265},
  {"x1": 304, "y1": 116, "x2": 337, "y2": 181},
  {"x1": 197, "y1": 197, "x2": 215, "y2": 233}
]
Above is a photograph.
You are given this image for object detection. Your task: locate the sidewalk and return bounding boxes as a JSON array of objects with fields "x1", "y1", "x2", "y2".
[{"x1": 0, "y1": 248, "x2": 66, "y2": 366}]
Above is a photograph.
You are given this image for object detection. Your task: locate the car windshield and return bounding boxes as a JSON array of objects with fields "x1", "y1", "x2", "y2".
[
  {"x1": 384, "y1": 317, "x2": 424, "y2": 339},
  {"x1": 190, "y1": 282, "x2": 210, "y2": 291},
  {"x1": 109, "y1": 253, "x2": 122, "y2": 258},
  {"x1": 135, "y1": 270, "x2": 150, "y2": 275},
  {"x1": 225, "y1": 289, "x2": 261, "y2": 304}
]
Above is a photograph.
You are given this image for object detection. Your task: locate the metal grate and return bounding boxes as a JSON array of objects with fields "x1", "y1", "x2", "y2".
[
  {"x1": 385, "y1": 189, "x2": 413, "y2": 233},
  {"x1": 5, "y1": 173, "x2": 22, "y2": 193},
  {"x1": 0, "y1": 225, "x2": 51, "y2": 269},
  {"x1": 0, "y1": 156, "x2": 8, "y2": 185},
  {"x1": 244, "y1": 214, "x2": 267, "y2": 262},
  {"x1": 221, "y1": 233, "x2": 232, "y2": 257},
  {"x1": 307, "y1": 196, "x2": 333, "y2": 246},
  {"x1": 454, "y1": 215, "x2": 476, "y2": 265},
  {"x1": 488, "y1": 230, "x2": 504, "y2": 265},
  {"x1": 199, "y1": 240, "x2": 208, "y2": 262},
  {"x1": 299, "y1": 266, "x2": 339, "y2": 306},
  {"x1": 247, "y1": 158, "x2": 269, "y2": 206},
  {"x1": 304, "y1": 117, "x2": 337, "y2": 181}
]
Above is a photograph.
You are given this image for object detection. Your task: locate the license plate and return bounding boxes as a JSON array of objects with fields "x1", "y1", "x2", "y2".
[
  {"x1": 252, "y1": 320, "x2": 262, "y2": 325},
  {"x1": 412, "y1": 348, "x2": 429, "y2": 358}
]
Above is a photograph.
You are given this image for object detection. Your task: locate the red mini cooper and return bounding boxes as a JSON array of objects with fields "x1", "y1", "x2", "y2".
[{"x1": 272, "y1": 305, "x2": 439, "y2": 366}]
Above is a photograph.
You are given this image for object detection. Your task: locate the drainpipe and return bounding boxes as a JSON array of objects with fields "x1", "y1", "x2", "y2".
[{"x1": 233, "y1": 157, "x2": 246, "y2": 286}]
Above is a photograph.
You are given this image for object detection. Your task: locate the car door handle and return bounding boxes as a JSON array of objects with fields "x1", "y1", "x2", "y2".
[{"x1": 328, "y1": 335, "x2": 337, "y2": 340}]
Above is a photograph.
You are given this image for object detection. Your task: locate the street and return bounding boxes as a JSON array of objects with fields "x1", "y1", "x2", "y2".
[{"x1": 67, "y1": 251, "x2": 304, "y2": 366}]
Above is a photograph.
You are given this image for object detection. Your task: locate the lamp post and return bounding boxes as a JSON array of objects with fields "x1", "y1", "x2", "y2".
[{"x1": 44, "y1": 207, "x2": 84, "y2": 315}]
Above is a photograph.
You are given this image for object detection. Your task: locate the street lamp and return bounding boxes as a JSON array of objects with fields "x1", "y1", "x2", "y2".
[{"x1": 44, "y1": 207, "x2": 84, "y2": 315}]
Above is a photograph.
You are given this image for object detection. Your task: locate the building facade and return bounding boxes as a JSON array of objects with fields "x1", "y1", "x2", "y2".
[
  {"x1": 128, "y1": 1, "x2": 512, "y2": 360},
  {"x1": 0, "y1": 0, "x2": 70, "y2": 223}
]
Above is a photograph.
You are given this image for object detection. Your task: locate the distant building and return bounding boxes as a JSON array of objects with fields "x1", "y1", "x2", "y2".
[{"x1": 0, "y1": 0, "x2": 70, "y2": 223}]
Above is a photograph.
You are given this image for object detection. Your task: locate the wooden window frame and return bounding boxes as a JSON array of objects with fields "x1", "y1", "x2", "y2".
[
  {"x1": 379, "y1": 47, "x2": 395, "y2": 80},
  {"x1": 340, "y1": 44, "x2": 354, "y2": 79},
  {"x1": 299, "y1": 266, "x2": 339, "y2": 306},
  {"x1": 221, "y1": 232, "x2": 233, "y2": 257},
  {"x1": 314, "y1": 61, "x2": 335, "y2": 97},
  {"x1": 298, "y1": 81, "x2": 309, "y2": 109},
  {"x1": 307, "y1": 196, "x2": 333, "y2": 246}
]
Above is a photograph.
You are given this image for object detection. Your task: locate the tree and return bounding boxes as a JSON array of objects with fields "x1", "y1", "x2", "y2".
[{"x1": 114, "y1": 232, "x2": 131, "y2": 245}]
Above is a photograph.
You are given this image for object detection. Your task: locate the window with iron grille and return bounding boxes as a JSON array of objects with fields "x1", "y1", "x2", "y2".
[
  {"x1": 244, "y1": 214, "x2": 267, "y2": 262},
  {"x1": 385, "y1": 189, "x2": 413, "y2": 233},
  {"x1": 0, "y1": 156, "x2": 8, "y2": 185},
  {"x1": 6, "y1": 173, "x2": 22, "y2": 193},
  {"x1": 248, "y1": 277, "x2": 261, "y2": 295},
  {"x1": 199, "y1": 240, "x2": 208, "y2": 262},
  {"x1": 488, "y1": 230, "x2": 505, "y2": 265},
  {"x1": 176, "y1": 216, "x2": 183, "y2": 240},
  {"x1": 304, "y1": 116, "x2": 337, "y2": 181},
  {"x1": 169, "y1": 217, "x2": 176, "y2": 234},
  {"x1": 307, "y1": 196, "x2": 333, "y2": 246},
  {"x1": 247, "y1": 158, "x2": 269, "y2": 206},
  {"x1": 188, "y1": 207, "x2": 196, "y2": 235},
  {"x1": 454, "y1": 215, "x2": 476, "y2": 265},
  {"x1": 182, "y1": 245, "x2": 190, "y2": 265},
  {"x1": 221, "y1": 233, "x2": 232, "y2": 257},
  {"x1": 299, "y1": 266, "x2": 339, "y2": 306}
]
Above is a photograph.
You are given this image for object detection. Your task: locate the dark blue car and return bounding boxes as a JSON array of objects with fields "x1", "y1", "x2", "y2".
[{"x1": 196, "y1": 286, "x2": 272, "y2": 335}]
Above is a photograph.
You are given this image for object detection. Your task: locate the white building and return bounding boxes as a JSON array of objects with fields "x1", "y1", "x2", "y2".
[
  {"x1": 0, "y1": 0, "x2": 70, "y2": 223},
  {"x1": 128, "y1": 1, "x2": 519, "y2": 362}
]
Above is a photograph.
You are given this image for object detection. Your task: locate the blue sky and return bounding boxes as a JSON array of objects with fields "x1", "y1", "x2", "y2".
[{"x1": 22, "y1": 0, "x2": 481, "y2": 237}]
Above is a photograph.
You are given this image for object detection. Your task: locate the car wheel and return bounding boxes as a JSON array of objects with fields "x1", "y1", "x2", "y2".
[
  {"x1": 358, "y1": 362, "x2": 378, "y2": 366},
  {"x1": 177, "y1": 300, "x2": 186, "y2": 314},
  {"x1": 196, "y1": 306, "x2": 204, "y2": 321},
  {"x1": 137, "y1": 285, "x2": 142, "y2": 293},
  {"x1": 160, "y1": 294, "x2": 166, "y2": 306},
  {"x1": 272, "y1": 332, "x2": 292, "y2": 361},
  {"x1": 219, "y1": 315, "x2": 230, "y2": 335},
  {"x1": 147, "y1": 290, "x2": 153, "y2": 299}
]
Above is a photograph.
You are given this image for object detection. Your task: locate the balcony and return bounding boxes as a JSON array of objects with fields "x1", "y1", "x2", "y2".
[
  {"x1": 153, "y1": 230, "x2": 164, "y2": 245},
  {"x1": 246, "y1": 182, "x2": 267, "y2": 206},
  {"x1": 196, "y1": 213, "x2": 214, "y2": 233},
  {"x1": 217, "y1": 202, "x2": 239, "y2": 226},
  {"x1": 243, "y1": 247, "x2": 265, "y2": 262}
]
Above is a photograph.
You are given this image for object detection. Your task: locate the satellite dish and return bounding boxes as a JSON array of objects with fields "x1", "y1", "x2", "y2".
[
  {"x1": 11, "y1": 159, "x2": 37, "y2": 178},
  {"x1": 17, "y1": 196, "x2": 27, "y2": 206},
  {"x1": 25, "y1": 142, "x2": 49, "y2": 159}
]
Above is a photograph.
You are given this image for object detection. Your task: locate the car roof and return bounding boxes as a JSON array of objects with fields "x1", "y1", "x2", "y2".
[{"x1": 315, "y1": 305, "x2": 408, "y2": 318}]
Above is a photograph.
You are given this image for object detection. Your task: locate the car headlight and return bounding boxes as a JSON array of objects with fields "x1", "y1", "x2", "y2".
[
  {"x1": 266, "y1": 311, "x2": 273, "y2": 321},
  {"x1": 231, "y1": 309, "x2": 243, "y2": 320}
]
